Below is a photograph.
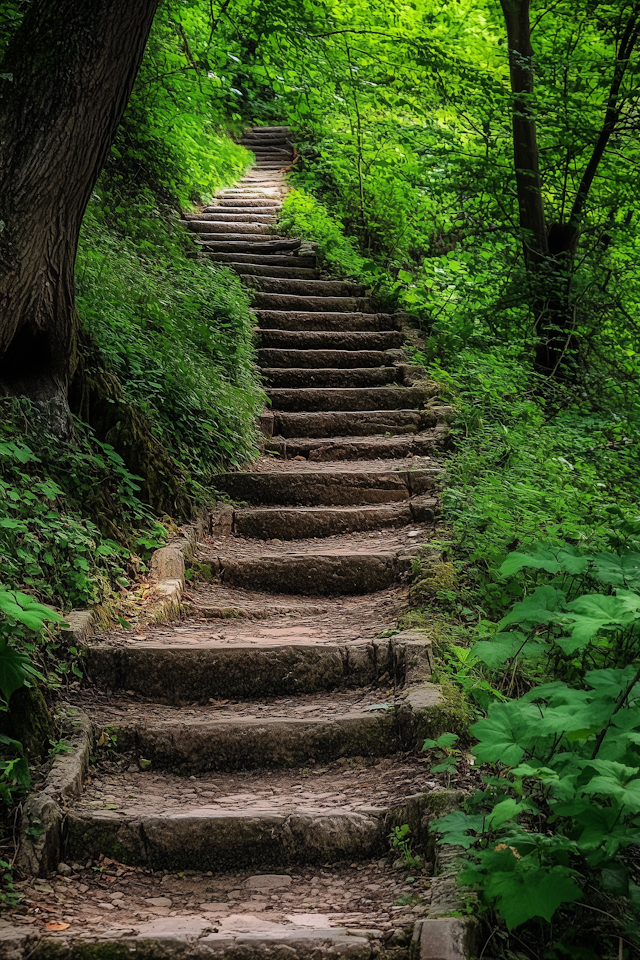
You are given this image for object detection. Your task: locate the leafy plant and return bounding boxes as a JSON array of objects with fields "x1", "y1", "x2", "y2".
[{"x1": 389, "y1": 824, "x2": 422, "y2": 869}]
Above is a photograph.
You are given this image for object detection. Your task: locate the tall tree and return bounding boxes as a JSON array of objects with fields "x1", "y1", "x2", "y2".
[
  {"x1": 0, "y1": 0, "x2": 160, "y2": 412},
  {"x1": 500, "y1": 0, "x2": 640, "y2": 374}
]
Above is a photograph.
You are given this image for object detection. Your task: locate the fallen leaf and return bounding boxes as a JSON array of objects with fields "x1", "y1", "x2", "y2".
[{"x1": 45, "y1": 922, "x2": 70, "y2": 930}]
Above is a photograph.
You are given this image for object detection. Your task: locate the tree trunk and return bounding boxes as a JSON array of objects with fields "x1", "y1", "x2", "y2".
[
  {"x1": 0, "y1": 0, "x2": 159, "y2": 405},
  {"x1": 500, "y1": 0, "x2": 547, "y2": 267}
]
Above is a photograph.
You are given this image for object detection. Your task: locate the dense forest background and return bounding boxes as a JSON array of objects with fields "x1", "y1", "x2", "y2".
[{"x1": 3, "y1": 0, "x2": 640, "y2": 955}]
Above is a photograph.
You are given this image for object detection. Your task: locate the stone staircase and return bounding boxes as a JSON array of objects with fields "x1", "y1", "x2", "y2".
[{"x1": 11, "y1": 127, "x2": 464, "y2": 959}]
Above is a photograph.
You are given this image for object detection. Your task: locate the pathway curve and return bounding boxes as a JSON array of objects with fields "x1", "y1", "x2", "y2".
[{"x1": 9, "y1": 127, "x2": 458, "y2": 960}]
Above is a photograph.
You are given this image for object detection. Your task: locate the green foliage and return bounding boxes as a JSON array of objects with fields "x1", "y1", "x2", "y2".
[{"x1": 389, "y1": 823, "x2": 422, "y2": 869}]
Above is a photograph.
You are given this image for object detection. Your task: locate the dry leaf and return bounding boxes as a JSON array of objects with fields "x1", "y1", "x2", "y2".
[{"x1": 45, "y1": 922, "x2": 70, "y2": 931}]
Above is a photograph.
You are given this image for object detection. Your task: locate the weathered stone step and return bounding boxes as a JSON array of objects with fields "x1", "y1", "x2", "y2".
[
  {"x1": 242, "y1": 135, "x2": 290, "y2": 146},
  {"x1": 199, "y1": 239, "x2": 301, "y2": 254},
  {"x1": 248, "y1": 124, "x2": 292, "y2": 132},
  {"x1": 210, "y1": 252, "x2": 316, "y2": 267},
  {"x1": 266, "y1": 386, "x2": 436, "y2": 414},
  {"x1": 272, "y1": 410, "x2": 429, "y2": 438},
  {"x1": 244, "y1": 276, "x2": 365, "y2": 297},
  {"x1": 254, "y1": 310, "x2": 401, "y2": 332},
  {"x1": 252, "y1": 293, "x2": 377, "y2": 313},
  {"x1": 196, "y1": 231, "x2": 278, "y2": 241},
  {"x1": 232, "y1": 264, "x2": 320, "y2": 279},
  {"x1": 234, "y1": 499, "x2": 437, "y2": 539},
  {"x1": 265, "y1": 431, "x2": 447, "y2": 461},
  {"x1": 258, "y1": 349, "x2": 393, "y2": 369},
  {"x1": 85, "y1": 624, "x2": 432, "y2": 700},
  {"x1": 79, "y1": 690, "x2": 417, "y2": 772},
  {"x1": 258, "y1": 330, "x2": 404, "y2": 351},
  {"x1": 187, "y1": 221, "x2": 272, "y2": 235},
  {"x1": 184, "y1": 212, "x2": 277, "y2": 223},
  {"x1": 65, "y1": 757, "x2": 436, "y2": 871},
  {"x1": 216, "y1": 467, "x2": 440, "y2": 505},
  {"x1": 262, "y1": 366, "x2": 401, "y2": 388},
  {"x1": 206, "y1": 198, "x2": 281, "y2": 208},
  {"x1": 15, "y1": 919, "x2": 394, "y2": 959}
]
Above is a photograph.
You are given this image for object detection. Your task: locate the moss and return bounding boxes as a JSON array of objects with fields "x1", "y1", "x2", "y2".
[
  {"x1": 410, "y1": 560, "x2": 457, "y2": 606},
  {"x1": 415, "y1": 685, "x2": 472, "y2": 746},
  {"x1": 0, "y1": 685, "x2": 54, "y2": 761},
  {"x1": 188, "y1": 560, "x2": 215, "y2": 580}
]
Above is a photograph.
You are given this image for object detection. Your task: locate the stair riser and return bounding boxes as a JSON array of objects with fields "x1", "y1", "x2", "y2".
[
  {"x1": 197, "y1": 232, "x2": 276, "y2": 241},
  {"x1": 252, "y1": 294, "x2": 376, "y2": 313},
  {"x1": 200, "y1": 240, "x2": 301, "y2": 254},
  {"x1": 190, "y1": 223, "x2": 272, "y2": 235},
  {"x1": 258, "y1": 330, "x2": 404, "y2": 350},
  {"x1": 233, "y1": 265, "x2": 319, "y2": 279},
  {"x1": 216, "y1": 468, "x2": 439, "y2": 505},
  {"x1": 265, "y1": 432, "x2": 447, "y2": 461},
  {"x1": 183, "y1": 213, "x2": 276, "y2": 223},
  {"x1": 65, "y1": 810, "x2": 386, "y2": 871},
  {"x1": 273, "y1": 410, "x2": 429, "y2": 438},
  {"x1": 257, "y1": 349, "x2": 392, "y2": 369},
  {"x1": 219, "y1": 554, "x2": 411, "y2": 595},
  {"x1": 244, "y1": 277, "x2": 365, "y2": 297},
  {"x1": 85, "y1": 641, "x2": 403, "y2": 701},
  {"x1": 99, "y1": 712, "x2": 404, "y2": 772},
  {"x1": 262, "y1": 367, "x2": 400, "y2": 388},
  {"x1": 255, "y1": 311, "x2": 401, "y2": 332},
  {"x1": 210, "y1": 253, "x2": 316, "y2": 267},
  {"x1": 234, "y1": 500, "x2": 437, "y2": 539},
  {"x1": 266, "y1": 386, "x2": 436, "y2": 413},
  {"x1": 206, "y1": 200, "x2": 280, "y2": 208}
]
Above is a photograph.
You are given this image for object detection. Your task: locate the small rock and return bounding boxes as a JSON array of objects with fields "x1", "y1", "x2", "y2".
[
  {"x1": 127, "y1": 764, "x2": 138, "y2": 773},
  {"x1": 57, "y1": 863, "x2": 73, "y2": 877},
  {"x1": 138, "y1": 758, "x2": 152, "y2": 771},
  {"x1": 145, "y1": 897, "x2": 172, "y2": 907}
]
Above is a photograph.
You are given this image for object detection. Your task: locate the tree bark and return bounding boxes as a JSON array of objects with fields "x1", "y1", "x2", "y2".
[
  {"x1": 500, "y1": 0, "x2": 547, "y2": 266},
  {"x1": 0, "y1": 0, "x2": 160, "y2": 404}
]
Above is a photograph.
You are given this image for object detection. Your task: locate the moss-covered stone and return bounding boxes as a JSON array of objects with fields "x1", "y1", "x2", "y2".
[
  {"x1": 0, "y1": 685, "x2": 54, "y2": 760},
  {"x1": 188, "y1": 560, "x2": 215, "y2": 580},
  {"x1": 414, "y1": 685, "x2": 472, "y2": 746}
]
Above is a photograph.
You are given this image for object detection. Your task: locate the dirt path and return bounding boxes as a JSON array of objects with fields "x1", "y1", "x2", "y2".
[{"x1": 3, "y1": 126, "x2": 461, "y2": 960}]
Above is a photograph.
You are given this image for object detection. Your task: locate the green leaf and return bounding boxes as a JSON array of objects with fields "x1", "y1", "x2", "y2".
[
  {"x1": 500, "y1": 544, "x2": 589, "y2": 578},
  {"x1": 0, "y1": 638, "x2": 32, "y2": 702},
  {"x1": 484, "y1": 862, "x2": 582, "y2": 929},
  {"x1": 499, "y1": 586, "x2": 565, "y2": 630},
  {"x1": 471, "y1": 701, "x2": 542, "y2": 766}
]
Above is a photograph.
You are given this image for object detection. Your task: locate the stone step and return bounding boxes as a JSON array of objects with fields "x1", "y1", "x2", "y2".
[
  {"x1": 184, "y1": 212, "x2": 277, "y2": 223},
  {"x1": 232, "y1": 264, "x2": 320, "y2": 279},
  {"x1": 244, "y1": 276, "x2": 365, "y2": 297},
  {"x1": 250, "y1": 161, "x2": 288, "y2": 168},
  {"x1": 242, "y1": 136, "x2": 290, "y2": 146},
  {"x1": 216, "y1": 467, "x2": 440, "y2": 505},
  {"x1": 258, "y1": 330, "x2": 404, "y2": 351},
  {"x1": 265, "y1": 431, "x2": 448, "y2": 461},
  {"x1": 187, "y1": 221, "x2": 272, "y2": 234},
  {"x1": 198, "y1": 239, "x2": 301, "y2": 254},
  {"x1": 85, "y1": 621, "x2": 433, "y2": 700},
  {"x1": 196, "y1": 231, "x2": 279, "y2": 242},
  {"x1": 206, "y1": 199, "x2": 281, "y2": 208},
  {"x1": 222, "y1": 552, "x2": 409, "y2": 595},
  {"x1": 258, "y1": 349, "x2": 393, "y2": 368},
  {"x1": 65, "y1": 759, "x2": 436, "y2": 871},
  {"x1": 248, "y1": 124, "x2": 292, "y2": 132},
  {"x1": 234, "y1": 499, "x2": 437, "y2": 539},
  {"x1": 252, "y1": 293, "x2": 377, "y2": 313},
  {"x1": 272, "y1": 410, "x2": 429, "y2": 438},
  {"x1": 266, "y1": 386, "x2": 436, "y2": 414},
  {"x1": 254, "y1": 310, "x2": 401, "y2": 332},
  {"x1": 261, "y1": 367, "x2": 401, "y2": 388},
  {"x1": 74, "y1": 689, "x2": 422, "y2": 772},
  {"x1": 209, "y1": 252, "x2": 316, "y2": 267}
]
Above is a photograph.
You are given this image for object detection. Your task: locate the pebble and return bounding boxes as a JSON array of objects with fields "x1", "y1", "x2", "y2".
[
  {"x1": 145, "y1": 897, "x2": 172, "y2": 907},
  {"x1": 57, "y1": 863, "x2": 73, "y2": 876}
]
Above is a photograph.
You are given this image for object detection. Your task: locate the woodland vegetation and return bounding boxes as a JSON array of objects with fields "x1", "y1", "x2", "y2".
[{"x1": 2, "y1": 0, "x2": 640, "y2": 956}]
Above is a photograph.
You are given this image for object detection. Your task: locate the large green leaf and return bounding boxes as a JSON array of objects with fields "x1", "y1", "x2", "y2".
[
  {"x1": 484, "y1": 862, "x2": 582, "y2": 929},
  {"x1": 471, "y1": 701, "x2": 543, "y2": 765},
  {"x1": 499, "y1": 585, "x2": 566, "y2": 630},
  {"x1": 0, "y1": 638, "x2": 32, "y2": 702},
  {"x1": 500, "y1": 544, "x2": 589, "y2": 578},
  {"x1": 593, "y1": 552, "x2": 640, "y2": 590}
]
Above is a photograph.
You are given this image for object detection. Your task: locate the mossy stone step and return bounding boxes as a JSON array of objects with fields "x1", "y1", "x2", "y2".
[
  {"x1": 272, "y1": 409, "x2": 430, "y2": 438},
  {"x1": 258, "y1": 330, "x2": 404, "y2": 351},
  {"x1": 251, "y1": 293, "x2": 377, "y2": 313},
  {"x1": 257, "y1": 348, "x2": 396, "y2": 369},
  {"x1": 265, "y1": 385, "x2": 437, "y2": 414},
  {"x1": 233, "y1": 499, "x2": 437, "y2": 539},
  {"x1": 261, "y1": 366, "x2": 401, "y2": 388},
  {"x1": 264, "y1": 431, "x2": 448, "y2": 462},
  {"x1": 254, "y1": 310, "x2": 401, "y2": 332},
  {"x1": 243, "y1": 276, "x2": 366, "y2": 297},
  {"x1": 216, "y1": 466, "x2": 441, "y2": 505}
]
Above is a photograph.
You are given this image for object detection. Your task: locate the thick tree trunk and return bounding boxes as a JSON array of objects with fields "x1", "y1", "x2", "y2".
[{"x1": 0, "y1": 0, "x2": 159, "y2": 404}]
